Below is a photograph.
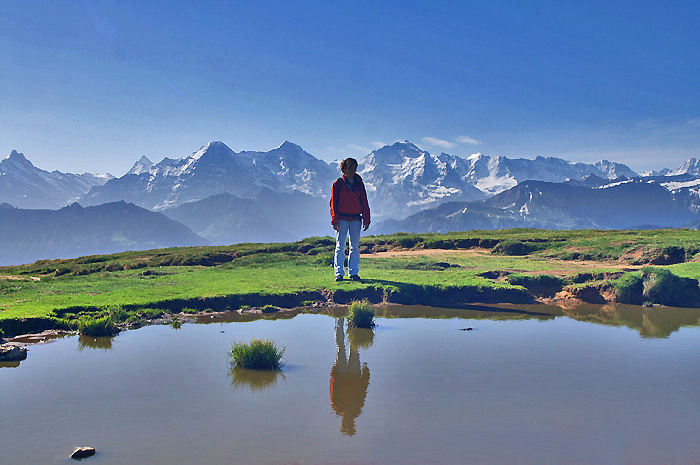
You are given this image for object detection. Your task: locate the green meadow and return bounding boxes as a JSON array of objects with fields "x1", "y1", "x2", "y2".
[{"x1": 1, "y1": 229, "x2": 699, "y2": 337}]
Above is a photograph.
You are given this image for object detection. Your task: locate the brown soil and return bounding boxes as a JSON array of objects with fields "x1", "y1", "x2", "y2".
[
  {"x1": 0, "y1": 275, "x2": 41, "y2": 282},
  {"x1": 366, "y1": 248, "x2": 647, "y2": 273}
]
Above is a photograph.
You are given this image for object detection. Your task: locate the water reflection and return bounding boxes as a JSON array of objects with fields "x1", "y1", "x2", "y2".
[
  {"x1": 192, "y1": 303, "x2": 700, "y2": 339},
  {"x1": 229, "y1": 366, "x2": 286, "y2": 392},
  {"x1": 77, "y1": 335, "x2": 115, "y2": 351},
  {"x1": 561, "y1": 303, "x2": 700, "y2": 338},
  {"x1": 0, "y1": 360, "x2": 21, "y2": 368},
  {"x1": 330, "y1": 318, "x2": 372, "y2": 436}
]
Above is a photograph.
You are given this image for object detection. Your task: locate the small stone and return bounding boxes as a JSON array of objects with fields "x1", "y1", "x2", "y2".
[
  {"x1": 0, "y1": 343, "x2": 27, "y2": 362},
  {"x1": 71, "y1": 447, "x2": 96, "y2": 460}
]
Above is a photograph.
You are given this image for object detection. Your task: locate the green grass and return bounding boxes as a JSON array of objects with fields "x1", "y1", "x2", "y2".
[
  {"x1": 229, "y1": 339, "x2": 285, "y2": 370},
  {"x1": 78, "y1": 315, "x2": 119, "y2": 337},
  {"x1": 3, "y1": 230, "x2": 700, "y2": 336},
  {"x1": 347, "y1": 300, "x2": 376, "y2": 329}
]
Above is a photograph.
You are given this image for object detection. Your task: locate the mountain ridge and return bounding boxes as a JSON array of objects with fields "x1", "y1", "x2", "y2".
[
  {"x1": 0, "y1": 201, "x2": 207, "y2": 266},
  {"x1": 0, "y1": 150, "x2": 112, "y2": 209}
]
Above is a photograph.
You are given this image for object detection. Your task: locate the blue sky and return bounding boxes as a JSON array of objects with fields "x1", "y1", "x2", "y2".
[{"x1": 1, "y1": 0, "x2": 699, "y2": 175}]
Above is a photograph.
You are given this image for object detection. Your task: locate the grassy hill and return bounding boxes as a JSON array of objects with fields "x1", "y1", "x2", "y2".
[{"x1": 2, "y1": 229, "x2": 700, "y2": 337}]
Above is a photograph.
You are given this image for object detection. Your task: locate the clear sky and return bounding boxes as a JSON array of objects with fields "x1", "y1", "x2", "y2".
[{"x1": 1, "y1": 0, "x2": 699, "y2": 176}]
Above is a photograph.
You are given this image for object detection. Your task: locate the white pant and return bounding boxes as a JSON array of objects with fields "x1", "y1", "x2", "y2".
[{"x1": 334, "y1": 219, "x2": 361, "y2": 277}]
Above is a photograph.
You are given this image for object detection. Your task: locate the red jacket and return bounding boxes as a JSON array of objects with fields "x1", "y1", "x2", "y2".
[{"x1": 330, "y1": 174, "x2": 371, "y2": 226}]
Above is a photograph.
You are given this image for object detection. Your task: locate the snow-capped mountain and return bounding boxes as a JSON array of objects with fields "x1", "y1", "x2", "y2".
[
  {"x1": 126, "y1": 155, "x2": 155, "y2": 175},
  {"x1": 81, "y1": 141, "x2": 261, "y2": 210},
  {"x1": 464, "y1": 153, "x2": 639, "y2": 195},
  {"x1": 239, "y1": 141, "x2": 336, "y2": 197},
  {"x1": 7, "y1": 141, "x2": 700, "y2": 238},
  {"x1": 80, "y1": 141, "x2": 334, "y2": 211},
  {"x1": 644, "y1": 158, "x2": 700, "y2": 177},
  {"x1": 355, "y1": 141, "x2": 486, "y2": 220},
  {"x1": 0, "y1": 150, "x2": 112, "y2": 209}
]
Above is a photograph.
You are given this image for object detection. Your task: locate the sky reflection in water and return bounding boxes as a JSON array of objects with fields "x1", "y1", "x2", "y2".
[{"x1": 1, "y1": 304, "x2": 699, "y2": 465}]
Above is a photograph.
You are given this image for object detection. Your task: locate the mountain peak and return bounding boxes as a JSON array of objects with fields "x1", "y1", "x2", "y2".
[
  {"x1": 127, "y1": 155, "x2": 154, "y2": 175},
  {"x1": 391, "y1": 140, "x2": 421, "y2": 150},
  {"x1": 190, "y1": 141, "x2": 235, "y2": 162},
  {"x1": 4, "y1": 150, "x2": 34, "y2": 168},
  {"x1": 276, "y1": 141, "x2": 302, "y2": 151}
]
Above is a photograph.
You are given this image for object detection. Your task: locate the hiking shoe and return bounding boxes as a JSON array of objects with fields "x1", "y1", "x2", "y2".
[
  {"x1": 350, "y1": 275, "x2": 361, "y2": 282},
  {"x1": 335, "y1": 275, "x2": 343, "y2": 282}
]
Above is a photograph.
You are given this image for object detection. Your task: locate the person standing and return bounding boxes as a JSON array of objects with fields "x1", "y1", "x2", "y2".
[{"x1": 330, "y1": 158, "x2": 370, "y2": 281}]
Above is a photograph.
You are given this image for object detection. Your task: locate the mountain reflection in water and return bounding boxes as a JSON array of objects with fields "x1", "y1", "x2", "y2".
[{"x1": 330, "y1": 318, "x2": 372, "y2": 436}]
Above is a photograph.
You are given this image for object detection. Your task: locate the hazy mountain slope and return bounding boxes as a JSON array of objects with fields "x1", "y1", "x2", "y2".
[
  {"x1": 0, "y1": 151, "x2": 112, "y2": 209},
  {"x1": 0, "y1": 201, "x2": 207, "y2": 266},
  {"x1": 377, "y1": 180, "x2": 699, "y2": 234},
  {"x1": 162, "y1": 188, "x2": 331, "y2": 245}
]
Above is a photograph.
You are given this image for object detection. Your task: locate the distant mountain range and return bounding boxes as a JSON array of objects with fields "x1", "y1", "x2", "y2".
[
  {"x1": 74, "y1": 140, "x2": 646, "y2": 221},
  {"x1": 80, "y1": 141, "x2": 336, "y2": 211},
  {"x1": 4, "y1": 141, "x2": 697, "y2": 220},
  {"x1": 0, "y1": 150, "x2": 112, "y2": 209},
  {"x1": 0, "y1": 201, "x2": 207, "y2": 266},
  {"x1": 376, "y1": 178, "x2": 700, "y2": 234},
  {"x1": 2, "y1": 141, "x2": 700, "y2": 264}
]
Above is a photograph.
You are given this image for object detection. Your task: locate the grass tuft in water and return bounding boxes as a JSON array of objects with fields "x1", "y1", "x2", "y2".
[
  {"x1": 347, "y1": 299, "x2": 376, "y2": 329},
  {"x1": 78, "y1": 315, "x2": 120, "y2": 337},
  {"x1": 229, "y1": 338, "x2": 285, "y2": 370}
]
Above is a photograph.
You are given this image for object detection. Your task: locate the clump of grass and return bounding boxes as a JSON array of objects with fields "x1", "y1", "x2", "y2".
[
  {"x1": 347, "y1": 299, "x2": 376, "y2": 329},
  {"x1": 614, "y1": 268, "x2": 700, "y2": 307},
  {"x1": 641, "y1": 267, "x2": 700, "y2": 306},
  {"x1": 614, "y1": 272, "x2": 644, "y2": 304},
  {"x1": 492, "y1": 240, "x2": 540, "y2": 256},
  {"x1": 229, "y1": 338, "x2": 285, "y2": 370},
  {"x1": 78, "y1": 315, "x2": 120, "y2": 337},
  {"x1": 507, "y1": 274, "x2": 564, "y2": 289},
  {"x1": 261, "y1": 305, "x2": 278, "y2": 313},
  {"x1": 171, "y1": 316, "x2": 182, "y2": 329}
]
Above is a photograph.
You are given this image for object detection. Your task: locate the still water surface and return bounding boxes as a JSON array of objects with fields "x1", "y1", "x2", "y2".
[{"x1": 2, "y1": 304, "x2": 700, "y2": 465}]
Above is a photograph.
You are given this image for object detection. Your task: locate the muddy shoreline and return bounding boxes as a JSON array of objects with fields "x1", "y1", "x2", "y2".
[{"x1": 0, "y1": 284, "x2": 602, "y2": 348}]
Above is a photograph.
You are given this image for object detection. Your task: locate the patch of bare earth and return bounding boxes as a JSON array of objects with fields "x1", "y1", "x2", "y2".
[
  {"x1": 367, "y1": 248, "x2": 492, "y2": 258},
  {"x1": 0, "y1": 275, "x2": 40, "y2": 282},
  {"x1": 366, "y1": 249, "x2": 644, "y2": 273}
]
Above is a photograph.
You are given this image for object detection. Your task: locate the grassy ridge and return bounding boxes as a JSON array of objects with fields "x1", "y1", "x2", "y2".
[{"x1": 2, "y1": 229, "x2": 700, "y2": 336}]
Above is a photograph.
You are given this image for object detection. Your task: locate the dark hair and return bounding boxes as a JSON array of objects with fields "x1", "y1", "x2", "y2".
[{"x1": 341, "y1": 158, "x2": 358, "y2": 172}]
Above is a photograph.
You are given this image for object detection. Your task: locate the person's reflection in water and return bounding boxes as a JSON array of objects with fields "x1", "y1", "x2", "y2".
[{"x1": 330, "y1": 317, "x2": 371, "y2": 436}]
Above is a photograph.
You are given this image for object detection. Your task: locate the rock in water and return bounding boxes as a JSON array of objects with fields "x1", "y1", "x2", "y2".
[
  {"x1": 0, "y1": 343, "x2": 27, "y2": 362},
  {"x1": 71, "y1": 447, "x2": 96, "y2": 460}
]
